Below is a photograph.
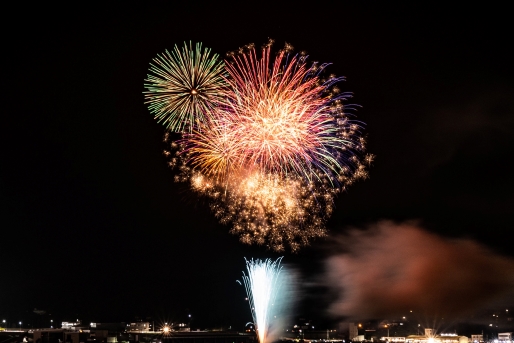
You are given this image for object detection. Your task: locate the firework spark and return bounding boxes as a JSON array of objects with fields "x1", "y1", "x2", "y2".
[
  {"x1": 144, "y1": 42, "x2": 227, "y2": 132},
  {"x1": 242, "y1": 257, "x2": 284, "y2": 343},
  {"x1": 154, "y1": 41, "x2": 371, "y2": 251}
]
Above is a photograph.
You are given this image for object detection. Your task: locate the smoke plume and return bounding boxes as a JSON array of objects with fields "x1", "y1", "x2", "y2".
[{"x1": 324, "y1": 221, "x2": 514, "y2": 320}]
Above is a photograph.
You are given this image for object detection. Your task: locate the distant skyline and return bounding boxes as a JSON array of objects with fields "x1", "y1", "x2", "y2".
[
  {"x1": 1, "y1": 309, "x2": 513, "y2": 337},
  {"x1": 2, "y1": 3, "x2": 514, "y2": 329}
]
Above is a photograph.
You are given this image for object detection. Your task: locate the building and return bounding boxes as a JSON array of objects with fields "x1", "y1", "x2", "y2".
[
  {"x1": 0, "y1": 329, "x2": 256, "y2": 343},
  {"x1": 406, "y1": 333, "x2": 468, "y2": 343},
  {"x1": 61, "y1": 322, "x2": 81, "y2": 330},
  {"x1": 380, "y1": 337, "x2": 406, "y2": 342},
  {"x1": 498, "y1": 333, "x2": 512, "y2": 342},
  {"x1": 349, "y1": 323, "x2": 359, "y2": 341},
  {"x1": 128, "y1": 323, "x2": 151, "y2": 332},
  {"x1": 129, "y1": 331, "x2": 256, "y2": 343}
]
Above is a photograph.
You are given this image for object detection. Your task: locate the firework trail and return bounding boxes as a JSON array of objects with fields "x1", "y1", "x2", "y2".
[
  {"x1": 242, "y1": 257, "x2": 284, "y2": 343},
  {"x1": 144, "y1": 42, "x2": 227, "y2": 132},
  {"x1": 149, "y1": 40, "x2": 372, "y2": 252}
]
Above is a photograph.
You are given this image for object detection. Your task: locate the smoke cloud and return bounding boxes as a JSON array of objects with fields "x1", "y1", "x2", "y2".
[{"x1": 324, "y1": 221, "x2": 514, "y2": 320}]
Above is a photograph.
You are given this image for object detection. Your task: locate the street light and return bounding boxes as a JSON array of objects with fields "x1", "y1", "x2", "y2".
[{"x1": 19, "y1": 321, "x2": 22, "y2": 329}]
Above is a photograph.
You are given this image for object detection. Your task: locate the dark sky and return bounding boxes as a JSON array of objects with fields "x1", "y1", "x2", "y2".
[{"x1": 2, "y1": 3, "x2": 513, "y2": 330}]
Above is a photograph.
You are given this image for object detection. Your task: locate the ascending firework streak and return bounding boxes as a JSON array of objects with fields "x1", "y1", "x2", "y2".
[
  {"x1": 242, "y1": 257, "x2": 283, "y2": 343},
  {"x1": 147, "y1": 40, "x2": 373, "y2": 252}
]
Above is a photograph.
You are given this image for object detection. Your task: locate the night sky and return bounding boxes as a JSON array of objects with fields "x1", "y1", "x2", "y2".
[{"x1": 2, "y1": 3, "x2": 514, "y2": 330}]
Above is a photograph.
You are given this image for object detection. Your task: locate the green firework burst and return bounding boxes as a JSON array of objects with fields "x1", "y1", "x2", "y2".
[{"x1": 144, "y1": 42, "x2": 227, "y2": 132}]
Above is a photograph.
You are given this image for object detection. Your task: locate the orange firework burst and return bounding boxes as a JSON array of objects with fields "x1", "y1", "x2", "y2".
[{"x1": 188, "y1": 168, "x2": 331, "y2": 252}]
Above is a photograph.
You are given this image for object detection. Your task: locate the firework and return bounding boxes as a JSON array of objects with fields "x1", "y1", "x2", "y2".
[
  {"x1": 242, "y1": 257, "x2": 284, "y2": 343},
  {"x1": 156, "y1": 41, "x2": 372, "y2": 251},
  {"x1": 185, "y1": 44, "x2": 366, "y2": 183},
  {"x1": 186, "y1": 169, "x2": 330, "y2": 252},
  {"x1": 144, "y1": 42, "x2": 227, "y2": 132}
]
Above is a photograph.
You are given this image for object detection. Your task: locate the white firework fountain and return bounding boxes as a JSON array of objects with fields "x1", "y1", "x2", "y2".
[{"x1": 242, "y1": 257, "x2": 284, "y2": 343}]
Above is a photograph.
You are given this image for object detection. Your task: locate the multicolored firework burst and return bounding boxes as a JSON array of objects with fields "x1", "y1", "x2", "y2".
[
  {"x1": 220, "y1": 45, "x2": 357, "y2": 181},
  {"x1": 151, "y1": 40, "x2": 372, "y2": 252},
  {"x1": 144, "y1": 41, "x2": 227, "y2": 132}
]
